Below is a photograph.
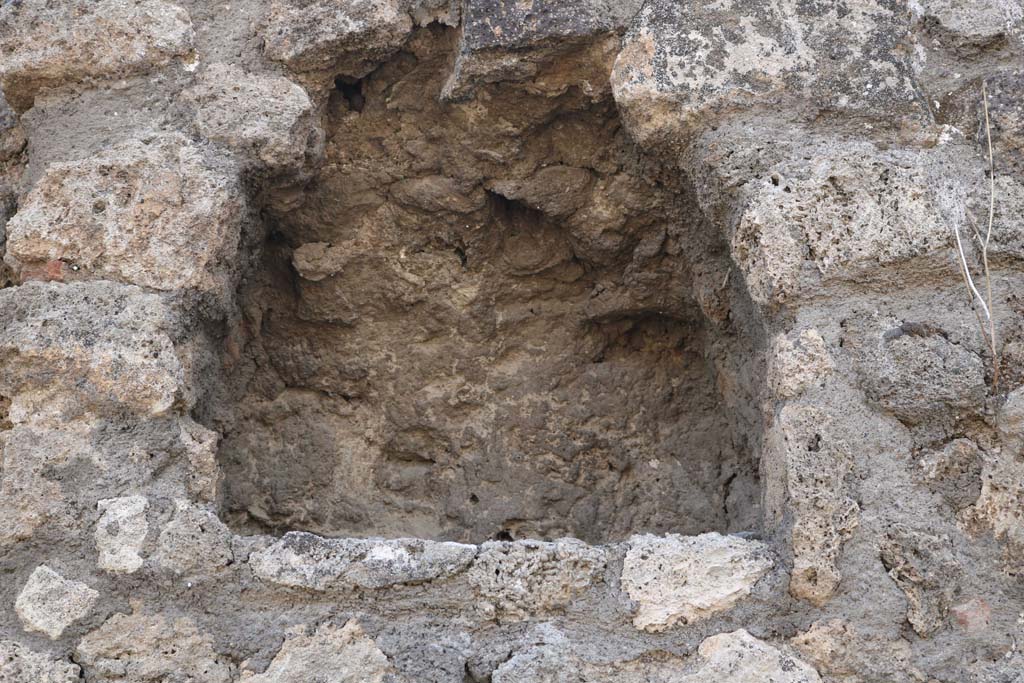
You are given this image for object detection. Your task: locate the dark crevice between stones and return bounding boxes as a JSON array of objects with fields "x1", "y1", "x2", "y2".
[
  {"x1": 0, "y1": 393, "x2": 11, "y2": 431},
  {"x1": 334, "y1": 75, "x2": 366, "y2": 113}
]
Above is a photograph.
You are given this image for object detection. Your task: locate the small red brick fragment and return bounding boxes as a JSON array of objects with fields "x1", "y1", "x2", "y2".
[
  {"x1": 20, "y1": 260, "x2": 66, "y2": 283},
  {"x1": 951, "y1": 598, "x2": 991, "y2": 632}
]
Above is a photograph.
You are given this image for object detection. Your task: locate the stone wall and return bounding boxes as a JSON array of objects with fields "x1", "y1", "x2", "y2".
[{"x1": 0, "y1": 1, "x2": 1022, "y2": 681}]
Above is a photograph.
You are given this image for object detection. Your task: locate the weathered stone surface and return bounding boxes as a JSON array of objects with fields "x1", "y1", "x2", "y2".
[
  {"x1": 0, "y1": 0, "x2": 195, "y2": 111},
  {"x1": 880, "y1": 525, "x2": 960, "y2": 636},
  {"x1": 856, "y1": 321, "x2": 987, "y2": 425},
  {"x1": 443, "y1": 0, "x2": 642, "y2": 99},
  {"x1": 401, "y1": 0, "x2": 460, "y2": 28},
  {"x1": 0, "y1": 282, "x2": 185, "y2": 420},
  {"x1": 962, "y1": 446, "x2": 1024, "y2": 565},
  {"x1": 251, "y1": 531, "x2": 476, "y2": 590},
  {"x1": 0, "y1": 424, "x2": 73, "y2": 546},
  {"x1": 153, "y1": 500, "x2": 233, "y2": 575},
  {"x1": 984, "y1": 70, "x2": 1024, "y2": 176},
  {"x1": 182, "y1": 63, "x2": 320, "y2": 172},
  {"x1": 491, "y1": 626, "x2": 701, "y2": 683},
  {"x1": 918, "y1": 438, "x2": 983, "y2": 511},
  {"x1": 998, "y1": 386, "x2": 1024, "y2": 453},
  {"x1": 15, "y1": 565, "x2": 98, "y2": 639},
  {"x1": 261, "y1": 0, "x2": 413, "y2": 78},
  {"x1": 386, "y1": 635, "x2": 472, "y2": 683},
  {"x1": 0, "y1": 87, "x2": 25, "y2": 163},
  {"x1": 240, "y1": 621, "x2": 390, "y2": 682},
  {"x1": 290, "y1": 241, "x2": 351, "y2": 283},
  {"x1": 390, "y1": 176, "x2": 486, "y2": 214},
  {"x1": 0, "y1": 415, "x2": 219, "y2": 550},
  {"x1": 96, "y1": 496, "x2": 149, "y2": 574},
  {"x1": 967, "y1": 652, "x2": 1024, "y2": 683},
  {"x1": 0, "y1": 639, "x2": 80, "y2": 682},
  {"x1": 764, "y1": 404, "x2": 859, "y2": 606},
  {"x1": 678, "y1": 630, "x2": 821, "y2": 683},
  {"x1": 2, "y1": 2, "x2": 1023, "y2": 681},
  {"x1": 468, "y1": 539, "x2": 605, "y2": 619},
  {"x1": 174, "y1": 417, "x2": 223, "y2": 502},
  {"x1": 790, "y1": 620, "x2": 915, "y2": 683},
  {"x1": 5, "y1": 134, "x2": 243, "y2": 293},
  {"x1": 730, "y1": 141, "x2": 974, "y2": 309},
  {"x1": 490, "y1": 628, "x2": 580, "y2": 683},
  {"x1": 611, "y1": 0, "x2": 923, "y2": 147},
  {"x1": 75, "y1": 613, "x2": 233, "y2": 683},
  {"x1": 767, "y1": 329, "x2": 834, "y2": 399},
  {"x1": 459, "y1": 0, "x2": 640, "y2": 53},
  {"x1": 487, "y1": 166, "x2": 594, "y2": 217},
  {"x1": 0, "y1": 87, "x2": 16, "y2": 134},
  {"x1": 950, "y1": 597, "x2": 992, "y2": 633},
  {"x1": 914, "y1": 0, "x2": 1024, "y2": 48},
  {"x1": 621, "y1": 532, "x2": 773, "y2": 632}
]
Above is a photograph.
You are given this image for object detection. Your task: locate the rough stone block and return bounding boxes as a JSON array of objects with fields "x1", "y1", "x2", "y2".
[
  {"x1": 918, "y1": 438, "x2": 983, "y2": 511},
  {"x1": 961, "y1": 446, "x2": 1024, "y2": 566},
  {"x1": 260, "y1": 0, "x2": 413, "y2": 79},
  {"x1": 15, "y1": 565, "x2": 98, "y2": 639},
  {"x1": 0, "y1": 0, "x2": 195, "y2": 112},
  {"x1": 175, "y1": 417, "x2": 224, "y2": 502},
  {"x1": 153, "y1": 500, "x2": 233, "y2": 575},
  {"x1": 468, "y1": 539, "x2": 605, "y2": 619},
  {"x1": 731, "y1": 141, "x2": 974, "y2": 309},
  {"x1": 611, "y1": 0, "x2": 923, "y2": 147},
  {"x1": 763, "y1": 404, "x2": 859, "y2": 606},
  {"x1": 914, "y1": 0, "x2": 1024, "y2": 49},
  {"x1": 0, "y1": 639, "x2": 80, "y2": 682},
  {"x1": 240, "y1": 621, "x2": 390, "y2": 682},
  {"x1": 967, "y1": 652, "x2": 1024, "y2": 682},
  {"x1": 856, "y1": 322, "x2": 987, "y2": 425},
  {"x1": 678, "y1": 629, "x2": 821, "y2": 683},
  {"x1": 250, "y1": 531, "x2": 476, "y2": 591},
  {"x1": 790, "y1": 620, "x2": 914, "y2": 682},
  {"x1": 0, "y1": 424, "x2": 72, "y2": 546},
  {"x1": 0, "y1": 282, "x2": 185, "y2": 420},
  {"x1": 0, "y1": 86, "x2": 25, "y2": 162},
  {"x1": 621, "y1": 532, "x2": 773, "y2": 632},
  {"x1": 401, "y1": 0, "x2": 460, "y2": 27},
  {"x1": 182, "y1": 63, "x2": 321, "y2": 172},
  {"x1": 985, "y1": 70, "x2": 1024, "y2": 175},
  {"x1": 5, "y1": 134, "x2": 244, "y2": 294},
  {"x1": 491, "y1": 625, "x2": 703, "y2": 682},
  {"x1": 951, "y1": 597, "x2": 992, "y2": 633},
  {"x1": 75, "y1": 613, "x2": 233, "y2": 683},
  {"x1": 459, "y1": 0, "x2": 640, "y2": 53},
  {"x1": 1, "y1": 416, "x2": 219, "y2": 550},
  {"x1": 95, "y1": 496, "x2": 149, "y2": 574},
  {"x1": 443, "y1": 0, "x2": 642, "y2": 99},
  {"x1": 880, "y1": 525, "x2": 960, "y2": 637},
  {"x1": 390, "y1": 176, "x2": 486, "y2": 214},
  {"x1": 767, "y1": 329, "x2": 834, "y2": 399},
  {"x1": 491, "y1": 628, "x2": 579, "y2": 683}
]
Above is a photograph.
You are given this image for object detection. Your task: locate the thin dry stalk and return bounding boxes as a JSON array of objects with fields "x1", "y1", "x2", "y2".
[{"x1": 952, "y1": 81, "x2": 1000, "y2": 388}]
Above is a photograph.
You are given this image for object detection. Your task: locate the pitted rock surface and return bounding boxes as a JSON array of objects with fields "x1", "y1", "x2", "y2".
[
  {"x1": 0, "y1": 0, "x2": 195, "y2": 112},
  {"x1": 4, "y1": 134, "x2": 244, "y2": 295},
  {"x1": 14, "y1": 566, "x2": 98, "y2": 640},
  {"x1": 250, "y1": 531, "x2": 477, "y2": 590},
  {"x1": 621, "y1": 532, "x2": 773, "y2": 632}
]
